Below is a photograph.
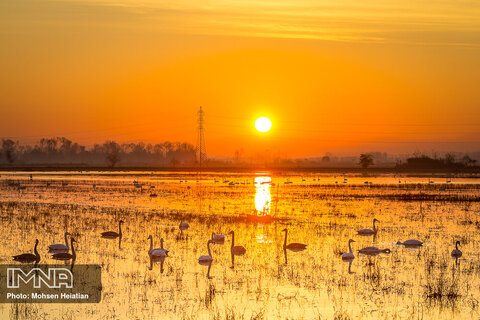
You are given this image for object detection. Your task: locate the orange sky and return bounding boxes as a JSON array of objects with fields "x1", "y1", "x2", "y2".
[{"x1": 1, "y1": 0, "x2": 479, "y2": 157}]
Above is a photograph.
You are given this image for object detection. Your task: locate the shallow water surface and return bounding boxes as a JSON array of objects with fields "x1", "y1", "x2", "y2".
[{"x1": 0, "y1": 171, "x2": 479, "y2": 319}]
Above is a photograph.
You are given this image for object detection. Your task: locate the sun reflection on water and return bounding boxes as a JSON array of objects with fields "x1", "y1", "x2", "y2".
[{"x1": 254, "y1": 176, "x2": 271, "y2": 215}]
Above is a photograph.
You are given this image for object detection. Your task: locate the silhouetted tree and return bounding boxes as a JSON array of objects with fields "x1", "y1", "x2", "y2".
[
  {"x1": 461, "y1": 155, "x2": 476, "y2": 167},
  {"x1": 444, "y1": 153, "x2": 456, "y2": 166},
  {"x1": 359, "y1": 153, "x2": 374, "y2": 169},
  {"x1": 0, "y1": 137, "x2": 200, "y2": 167},
  {"x1": 1, "y1": 139, "x2": 17, "y2": 164},
  {"x1": 396, "y1": 153, "x2": 479, "y2": 170},
  {"x1": 103, "y1": 141, "x2": 121, "y2": 167},
  {"x1": 39, "y1": 138, "x2": 58, "y2": 154}
]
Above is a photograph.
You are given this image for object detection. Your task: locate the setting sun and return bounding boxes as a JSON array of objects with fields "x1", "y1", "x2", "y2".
[{"x1": 255, "y1": 117, "x2": 272, "y2": 133}]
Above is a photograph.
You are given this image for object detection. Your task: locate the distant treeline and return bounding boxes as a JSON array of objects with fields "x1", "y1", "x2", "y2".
[
  {"x1": 396, "y1": 153, "x2": 478, "y2": 170},
  {"x1": 1, "y1": 137, "x2": 479, "y2": 171},
  {"x1": 0, "y1": 137, "x2": 196, "y2": 167}
]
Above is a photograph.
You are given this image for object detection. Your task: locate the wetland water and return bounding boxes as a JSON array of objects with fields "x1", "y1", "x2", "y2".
[{"x1": 0, "y1": 171, "x2": 479, "y2": 319}]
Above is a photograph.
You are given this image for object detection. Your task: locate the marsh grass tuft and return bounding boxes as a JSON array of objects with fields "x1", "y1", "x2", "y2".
[{"x1": 424, "y1": 272, "x2": 461, "y2": 303}]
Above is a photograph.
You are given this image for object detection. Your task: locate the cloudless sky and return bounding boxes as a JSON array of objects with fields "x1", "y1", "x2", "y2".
[{"x1": 1, "y1": 0, "x2": 479, "y2": 157}]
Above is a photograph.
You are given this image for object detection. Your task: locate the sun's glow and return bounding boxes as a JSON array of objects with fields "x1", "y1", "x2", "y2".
[
  {"x1": 255, "y1": 176, "x2": 271, "y2": 215},
  {"x1": 255, "y1": 117, "x2": 272, "y2": 132}
]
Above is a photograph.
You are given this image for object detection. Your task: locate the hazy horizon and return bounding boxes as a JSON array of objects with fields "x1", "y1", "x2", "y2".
[{"x1": 2, "y1": 136, "x2": 479, "y2": 163}]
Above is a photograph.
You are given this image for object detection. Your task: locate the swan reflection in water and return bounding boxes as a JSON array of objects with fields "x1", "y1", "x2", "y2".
[
  {"x1": 101, "y1": 220, "x2": 124, "y2": 249},
  {"x1": 100, "y1": 234, "x2": 122, "y2": 250},
  {"x1": 282, "y1": 248, "x2": 308, "y2": 265},
  {"x1": 199, "y1": 260, "x2": 213, "y2": 279},
  {"x1": 283, "y1": 249, "x2": 288, "y2": 265},
  {"x1": 453, "y1": 255, "x2": 460, "y2": 267},
  {"x1": 283, "y1": 247, "x2": 307, "y2": 265},
  {"x1": 341, "y1": 259, "x2": 354, "y2": 274},
  {"x1": 51, "y1": 237, "x2": 77, "y2": 271},
  {"x1": 230, "y1": 250, "x2": 245, "y2": 269},
  {"x1": 149, "y1": 255, "x2": 166, "y2": 273},
  {"x1": 101, "y1": 235, "x2": 122, "y2": 250}
]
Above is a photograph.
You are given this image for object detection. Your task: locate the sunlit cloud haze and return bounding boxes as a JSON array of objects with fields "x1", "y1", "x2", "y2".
[{"x1": 1, "y1": 0, "x2": 479, "y2": 157}]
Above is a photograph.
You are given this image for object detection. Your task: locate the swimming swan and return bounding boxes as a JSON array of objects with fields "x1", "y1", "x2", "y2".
[
  {"x1": 179, "y1": 221, "x2": 190, "y2": 231},
  {"x1": 13, "y1": 239, "x2": 40, "y2": 263},
  {"x1": 282, "y1": 228, "x2": 307, "y2": 251},
  {"x1": 198, "y1": 239, "x2": 213, "y2": 263},
  {"x1": 397, "y1": 239, "x2": 423, "y2": 247},
  {"x1": 341, "y1": 239, "x2": 355, "y2": 260},
  {"x1": 358, "y1": 246, "x2": 390, "y2": 256},
  {"x1": 148, "y1": 235, "x2": 166, "y2": 257},
  {"x1": 229, "y1": 231, "x2": 246, "y2": 255},
  {"x1": 101, "y1": 220, "x2": 124, "y2": 238},
  {"x1": 451, "y1": 241, "x2": 462, "y2": 258},
  {"x1": 211, "y1": 232, "x2": 225, "y2": 243},
  {"x1": 357, "y1": 219, "x2": 379, "y2": 235},
  {"x1": 49, "y1": 232, "x2": 71, "y2": 251},
  {"x1": 52, "y1": 238, "x2": 76, "y2": 260}
]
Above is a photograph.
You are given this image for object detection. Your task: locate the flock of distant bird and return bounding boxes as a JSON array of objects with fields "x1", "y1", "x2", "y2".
[
  {"x1": 340, "y1": 218, "x2": 463, "y2": 260},
  {"x1": 12, "y1": 218, "x2": 462, "y2": 268}
]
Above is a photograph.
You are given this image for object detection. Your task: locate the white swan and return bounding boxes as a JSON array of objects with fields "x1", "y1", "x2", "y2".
[
  {"x1": 49, "y1": 232, "x2": 71, "y2": 251},
  {"x1": 357, "y1": 219, "x2": 379, "y2": 235},
  {"x1": 198, "y1": 239, "x2": 213, "y2": 263},
  {"x1": 148, "y1": 235, "x2": 166, "y2": 257},
  {"x1": 341, "y1": 239, "x2": 355, "y2": 260},
  {"x1": 52, "y1": 238, "x2": 76, "y2": 260},
  {"x1": 451, "y1": 241, "x2": 462, "y2": 258}
]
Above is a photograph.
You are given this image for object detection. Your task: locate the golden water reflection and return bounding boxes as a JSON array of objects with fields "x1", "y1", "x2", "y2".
[
  {"x1": 254, "y1": 176, "x2": 271, "y2": 215},
  {"x1": 2, "y1": 172, "x2": 480, "y2": 319}
]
